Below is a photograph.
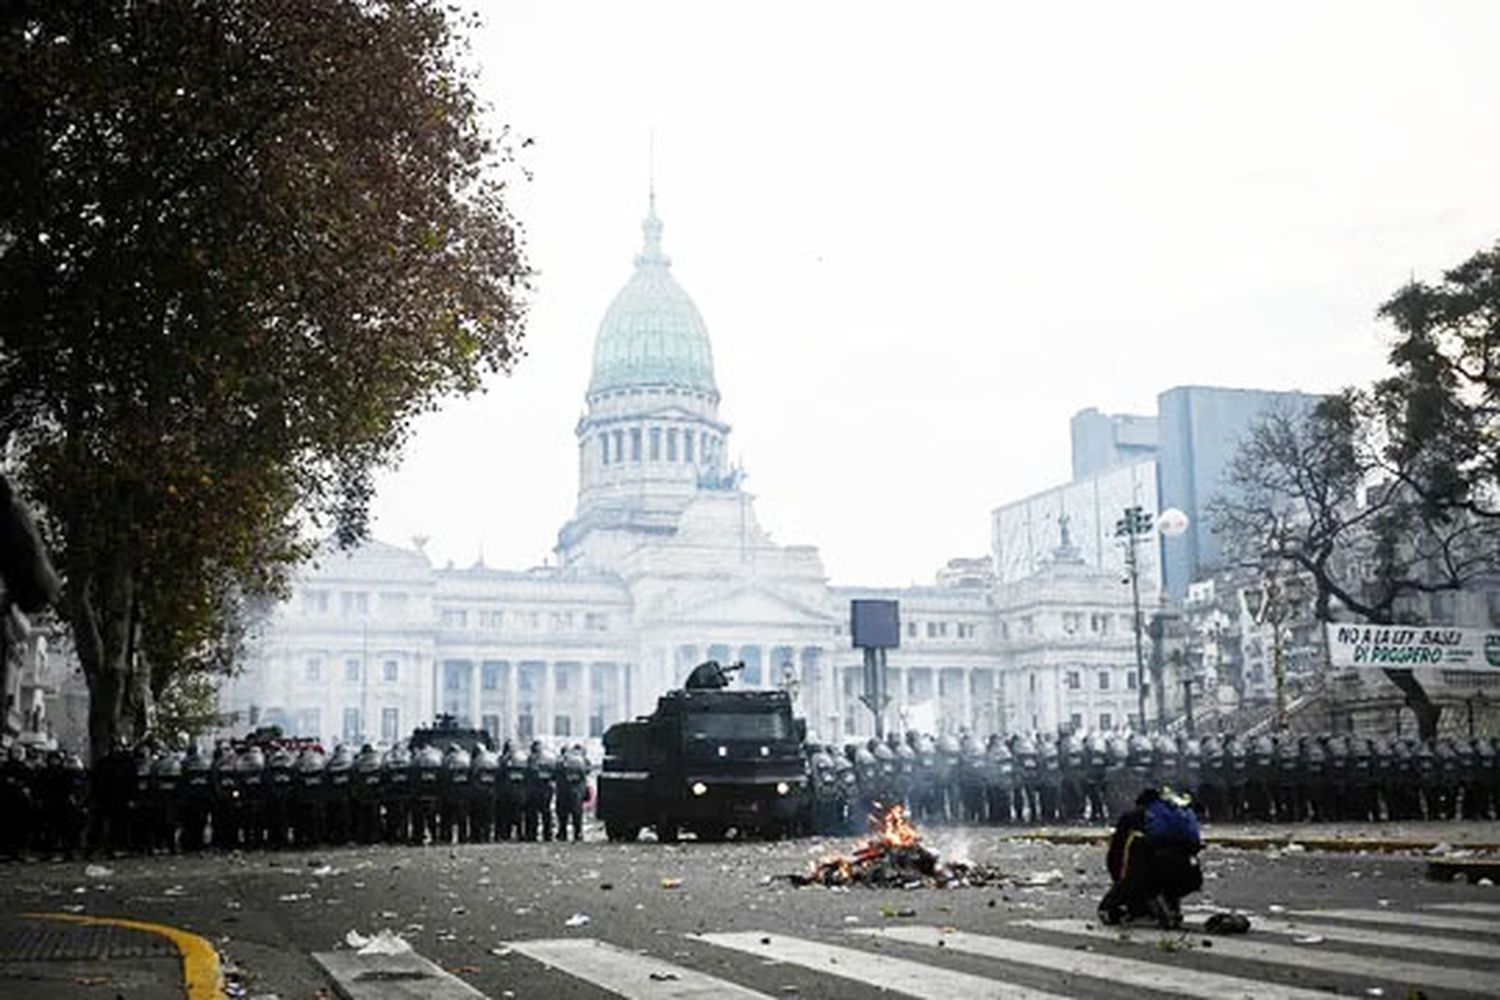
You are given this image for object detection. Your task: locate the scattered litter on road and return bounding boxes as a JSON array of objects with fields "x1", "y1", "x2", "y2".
[
  {"x1": 490, "y1": 946, "x2": 513, "y2": 957},
  {"x1": 61, "y1": 904, "x2": 85, "y2": 913},
  {"x1": 1365, "y1": 988, "x2": 1384, "y2": 997},
  {"x1": 84, "y1": 864, "x2": 113, "y2": 878},
  {"x1": 163, "y1": 885, "x2": 187, "y2": 896},
  {"x1": 1267, "y1": 904, "x2": 1286, "y2": 914},
  {"x1": 1479, "y1": 877, "x2": 1495, "y2": 887},
  {"x1": 564, "y1": 913, "x2": 591, "y2": 928},
  {"x1": 1021, "y1": 869, "x2": 1065, "y2": 886},
  {"x1": 277, "y1": 893, "x2": 311, "y2": 902},
  {"x1": 1293, "y1": 935, "x2": 1325, "y2": 945},
  {"x1": 843, "y1": 915, "x2": 860, "y2": 924},
  {"x1": 649, "y1": 972, "x2": 680, "y2": 982},
  {"x1": 661, "y1": 877, "x2": 683, "y2": 889},
  {"x1": 345, "y1": 929, "x2": 412, "y2": 955}
]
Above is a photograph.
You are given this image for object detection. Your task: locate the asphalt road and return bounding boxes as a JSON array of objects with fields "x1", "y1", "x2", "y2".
[{"x1": 4, "y1": 822, "x2": 1498, "y2": 999}]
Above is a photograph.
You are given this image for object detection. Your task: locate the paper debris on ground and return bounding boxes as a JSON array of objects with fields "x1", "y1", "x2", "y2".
[
  {"x1": 564, "y1": 913, "x2": 591, "y2": 928},
  {"x1": 345, "y1": 929, "x2": 412, "y2": 955}
]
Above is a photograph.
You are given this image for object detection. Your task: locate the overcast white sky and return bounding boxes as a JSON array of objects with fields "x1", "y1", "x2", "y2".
[{"x1": 369, "y1": 0, "x2": 1500, "y2": 587}]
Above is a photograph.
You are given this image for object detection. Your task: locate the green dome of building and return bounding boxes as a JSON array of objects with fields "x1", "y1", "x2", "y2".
[{"x1": 588, "y1": 199, "x2": 717, "y2": 398}]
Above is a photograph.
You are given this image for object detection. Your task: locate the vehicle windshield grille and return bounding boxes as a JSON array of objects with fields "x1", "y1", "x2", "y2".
[{"x1": 686, "y1": 712, "x2": 790, "y2": 741}]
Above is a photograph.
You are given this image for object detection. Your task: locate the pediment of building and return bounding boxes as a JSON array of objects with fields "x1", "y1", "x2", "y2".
[{"x1": 643, "y1": 580, "x2": 837, "y2": 627}]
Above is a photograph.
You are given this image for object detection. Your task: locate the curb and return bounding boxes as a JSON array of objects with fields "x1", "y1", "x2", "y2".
[
  {"x1": 24, "y1": 912, "x2": 226, "y2": 1000},
  {"x1": 1006, "y1": 831, "x2": 1500, "y2": 854}
]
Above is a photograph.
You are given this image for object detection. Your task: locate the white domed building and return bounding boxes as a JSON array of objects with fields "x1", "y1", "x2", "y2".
[{"x1": 222, "y1": 198, "x2": 1132, "y2": 750}]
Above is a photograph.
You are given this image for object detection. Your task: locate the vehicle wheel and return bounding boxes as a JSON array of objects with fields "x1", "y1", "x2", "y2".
[
  {"x1": 604, "y1": 821, "x2": 640, "y2": 842},
  {"x1": 655, "y1": 817, "x2": 680, "y2": 844}
]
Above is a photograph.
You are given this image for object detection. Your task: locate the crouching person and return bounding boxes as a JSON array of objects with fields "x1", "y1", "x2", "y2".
[{"x1": 1098, "y1": 787, "x2": 1203, "y2": 929}]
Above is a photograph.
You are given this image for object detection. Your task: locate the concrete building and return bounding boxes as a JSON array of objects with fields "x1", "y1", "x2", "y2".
[
  {"x1": 1155, "y1": 385, "x2": 1321, "y2": 599},
  {"x1": 991, "y1": 458, "x2": 1161, "y2": 593},
  {"x1": 1070, "y1": 408, "x2": 1158, "y2": 480}
]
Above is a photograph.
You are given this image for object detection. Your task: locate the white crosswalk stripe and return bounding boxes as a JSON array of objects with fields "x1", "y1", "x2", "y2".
[
  {"x1": 503, "y1": 938, "x2": 772, "y2": 999},
  {"x1": 1235, "y1": 915, "x2": 1500, "y2": 960},
  {"x1": 695, "y1": 930, "x2": 1072, "y2": 1000},
  {"x1": 851, "y1": 925, "x2": 1333, "y2": 1000},
  {"x1": 1288, "y1": 907, "x2": 1500, "y2": 935},
  {"x1": 1428, "y1": 902, "x2": 1500, "y2": 916},
  {"x1": 1017, "y1": 917, "x2": 1500, "y2": 995},
  {"x1": 500, "y1": 905, "x2": 1500, "y2": 1000}
]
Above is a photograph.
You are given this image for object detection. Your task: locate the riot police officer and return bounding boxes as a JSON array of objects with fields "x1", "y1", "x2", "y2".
[
  {"x1": 352, "y1": 744, "x2": 385, "y2": 844},
  {"x1": 210, "y1": 742, "x2": 241, "y2": 849},
  {"x1": 497, "y1": 740, "x2": 526, "y2": 841},
  {"x1": 556, "y1": 744, "x2": 589, "y2": 842},
  {"x1": 851, "y1": 743, "x2": 880, "y2": 827},
  {"x1": 179, "y1": 744, "x2": 214, "y2": 851},
  {"x1": 1013, "y1": 734, "x2": 1041, "y2": 824},
  {"x1": 236, "y1": 744, "x2": 268, "y2": 848},
  {"x1": 264, "y1": 746, "x2": 297, "y2": 848},
  {"x1": 935, "y1": 735, "x2": 962, "y2": 822},
  {"x1": 523, "y1": 741, "x2": 556, "y2": 842},
  {"x1": 292, "y1": 746, "x2": 327, "y2": 846},
  {"x1": 439, "y1": 743, "x2": 472, "y2": 843},
  {"x1": 324, "y1": 743, "x2": 355, "y2": 844},
  {"x1": 380, "y1": 744, "x2": 411, "y2": 844},
  {"x1": 410, "y1": 743, "x2": 443, "y2": 844},
  {"x1": 149, "y1": 750, "x2": 183, "y2": 853},
  {"x1": 809, "y1": 744, "x2": 842, "y2": 834},
  {"x1": 986, "y1": 734, "x2": 1015, "y2": 824},
  {"x1": 470, "y1": 745, "x2": 500, "y2": 843}
]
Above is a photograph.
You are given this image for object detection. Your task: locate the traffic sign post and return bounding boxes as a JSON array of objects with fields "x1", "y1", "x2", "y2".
[{"x1": 851, "y1": 600, "x2": 899, "y2": 738}]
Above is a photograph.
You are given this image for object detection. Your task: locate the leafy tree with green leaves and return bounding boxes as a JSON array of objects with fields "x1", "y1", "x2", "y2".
[{"x1": 0, "y1": 1, "x2": 529, "y2": 757}]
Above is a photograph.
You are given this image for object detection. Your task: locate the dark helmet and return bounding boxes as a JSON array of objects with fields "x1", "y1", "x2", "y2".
[
  {"x1": 355, "y1": 745, "x2": 383, "y2": 772},
  {"x1": 269, "y1": 747, "x2": 297, "y2": 770},
  {"x1": 236, "y1": 746, "x2": 266, "y2": 772},
  {"x1": 296, "y1": 747, "x2": 327, "y2": 772}
]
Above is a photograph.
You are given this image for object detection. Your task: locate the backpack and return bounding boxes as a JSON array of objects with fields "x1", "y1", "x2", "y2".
[{"x1": 1143, "y1": 798, "x2": 1202, "y2": 850}]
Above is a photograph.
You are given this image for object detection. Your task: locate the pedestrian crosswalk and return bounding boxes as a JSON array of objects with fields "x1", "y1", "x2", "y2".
[{"x1": 499, "y1": 904, "x2": 1500, "y2": 999}]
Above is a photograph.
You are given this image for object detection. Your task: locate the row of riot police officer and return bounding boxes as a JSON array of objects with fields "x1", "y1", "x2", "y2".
[
  {"x1": 804, "y1": 729, "x2": 1500, "y2": 834},
  {"x1": 0, "y1": 736, "x2": 593, "y2": 858}
]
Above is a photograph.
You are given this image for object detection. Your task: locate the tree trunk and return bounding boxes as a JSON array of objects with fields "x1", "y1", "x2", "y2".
[
  {"x1": 67, "y1": 556, "x2": 135, "y2": 762},
  {"x1": 1383, "y1": 667, "x2": 1442, "y2": 740}
]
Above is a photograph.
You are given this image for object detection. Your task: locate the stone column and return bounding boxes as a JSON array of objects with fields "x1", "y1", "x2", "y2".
[
  {"x1": 540, "y1": 661, "x2": 555, "y2": 740},
  {"x1": 506, "y1": 662, "x2": 519, "y2": 744},
  {"x1": 467, "y1": 660, "x2": 481, "y2": 730},
  {"x1": 960, "y1": 666, "x2": 972, "y2": 734}
]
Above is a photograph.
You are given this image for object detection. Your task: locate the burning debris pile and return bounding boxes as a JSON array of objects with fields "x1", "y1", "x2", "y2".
[{"x1": 789, "y1": 805, "x2": 1007, "y2": 888}]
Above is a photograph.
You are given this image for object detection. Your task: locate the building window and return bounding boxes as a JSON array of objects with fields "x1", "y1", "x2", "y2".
[
  {"x1": 926, "y1": 621, "x2": 938, "y2": 639},
  {"x1": 297, "y1": 709, "x2": 320, "y2": 739},
  {"x1": 1028, "y1": 673, "x2": 1037, "y2": 693},
  {"x1": 482, "y1": 714, "x2": 501, "y2": 742},
  {"x1": 554, "y1": 714, "x2": 571, "y2": 737},
  {"x1": 1063, "y1": 612, "x2": 1082, "y2": 634},
  {"x1": 590, "y1": 714, "x2": 605, "y2": 738},
  {"x1": 479, "y1": 610, "x2": 504, "y2": 629},
  {"x1": 556, "y1": 668, "x2": 569, "y2": 692},
  {"x1": 343, "y1": 707, "x2": 361, "y2": 742},
  {"x1": 441, "y1": 609, "x2": 468, "y2": 628},
  {"x1": 585, "y1": 612, "x2": 608, "y2": 631},
  {"x1": 1098, "y1": 670, "x2": 1110, "y2": 691},
  {"x1": 444, "y1": 665, "x2": 462, "y2": 691},
  {"x1": 907, "y1": 622, "x2": 918, "y2": 638},
  {"x1": 613, "y1": 430, "x2": 624, "y2": 464},
  {"x1": 650, "y1": 426, "x2": 661, "y2": 460},
  {"x1": 1100, "y1": 712, "x2": 1113, "y2": 731},
  {"x1": 600, "y1": 435, "x2": 609, "y2": 465},
  {"x1": 1065, "y1": 670, "x2": 1080, "y2": 690},
  {"x1": 340, "y1": 591, "x2": 369, "y2": 618},
  {"x1": 303, "y1": 590, "x2": 329, "y2": 615},
  {"x1": 345, "y1": 659, "x2": 360, "y2": 682},
  {"x1": 667, "y1": 428, "x2": 679, "y2": 461},
  {"x1": 630, "y1": 427, "x2": 642, "y2": 461},
  {"x1": 1126, "y1": 670, "x2": 1138, "y2": 690},
  {"x1": 518, "y1": 713, "x2": 534, "y2": 739},
  {"x1": 1022, "y1": 616, "x2": 1035, "y2": 636},
  {"x1": 684, "y1": 431, "x2": 695, "y2": 462},
  {"x1": 381, "y1": 707, "x2": 399, "y2": 743},
  {"x1": 305, "y1": 658, "x2": 322, "y2": 682},
  {"x1": 1069, "y1": 712, "x2": 1083, "y2": 732},
  {"x1": 482, "y1": 663, "x2": 499, "y2": 691},
  {"x1": 383, "y1": 660, "x2": 398, "y2": 683}
]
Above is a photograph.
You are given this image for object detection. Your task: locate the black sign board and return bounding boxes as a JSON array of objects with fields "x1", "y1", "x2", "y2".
[{"x1": 850, "y1": 599, "x2": 900, "y2": 649}]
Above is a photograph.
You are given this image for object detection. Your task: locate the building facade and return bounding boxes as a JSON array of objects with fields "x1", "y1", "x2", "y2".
[{"x1": 225, "y1": 199, "x2": 1126, "y2": 750}]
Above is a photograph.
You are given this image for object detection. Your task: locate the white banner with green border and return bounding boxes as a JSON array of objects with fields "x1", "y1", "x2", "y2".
[{"x1": 1325, "y1": 623, "x2": 1500, "y2": 672}]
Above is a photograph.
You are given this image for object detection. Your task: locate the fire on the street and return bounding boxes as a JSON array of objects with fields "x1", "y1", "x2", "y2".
[{"x1": 788, "y1": 804, "x2": 1007, "y2": 888}]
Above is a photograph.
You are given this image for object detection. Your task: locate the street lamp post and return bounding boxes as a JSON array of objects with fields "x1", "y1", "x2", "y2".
[{"x1": 1115, "y1": 505, "x2": 1154, "y2": 733}]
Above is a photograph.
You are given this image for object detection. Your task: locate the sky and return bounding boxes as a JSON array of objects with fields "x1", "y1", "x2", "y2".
[{"x1": 369, "y1": 0, "x2": 1500, "y2": 588}]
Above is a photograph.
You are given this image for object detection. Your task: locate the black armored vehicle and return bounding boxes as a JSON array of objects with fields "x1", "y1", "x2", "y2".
[
  {"x1": 598, "y1": 660, "x2": 807, "y2": 842},
  {"x1": 409, "y1": 714, "x2": 496, "y2": 755}
]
